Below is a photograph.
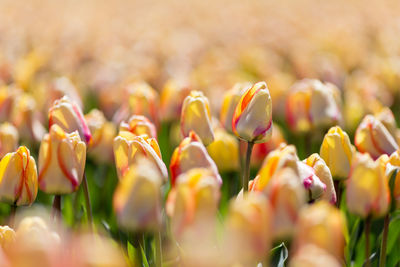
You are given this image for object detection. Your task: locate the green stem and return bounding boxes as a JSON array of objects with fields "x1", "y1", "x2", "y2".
[
  {"x1": 155, "y1": 231, "x2": 163, "y2": 267},
  {"x1": 365, "y1": 217, "x2": 372, "y2": 267},
  {"x1": 238, "y1": 139, "x2": 244, "y2": 188},
  {"x1": 379, "y1": 214, "x2": 390, "y2": 267},
  {"x1": 243, "y1": 142, "x2": 254, "y2": 192},
  {"x1": 82, "y1": 171, "x2": 93, "y2": 230}
]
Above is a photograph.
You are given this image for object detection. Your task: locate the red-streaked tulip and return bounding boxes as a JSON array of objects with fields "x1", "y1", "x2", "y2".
[
  {"x1": 113, "y1": 157, "x2": 163, "y2": 231},
  {"x1": 232, "y1": 81, "x2": 272, "y2": 143},
  {"x1": 320, "y1": 126, "x2": 354, "y2": 179},
  {"x1": 220, "y1": 82, "x2": 251, "y2": 132},
  {"x1": 38, "y1": 125, "x2": 86, "y2": 194},
  {"x1": 0, "y1": 123, "x2": 18, "y2": 158},
  {"x1": 346, "y1": 152, "x2": 390, "y2": 218},
  {"x1": 119, "y1": 115, "x2": 157, "y2": 139},
  {"x1": 0, "y1": 146, "x2": 38, "y2": 206},
  {"x1": 48, "y1": 96, "x2": 92, "y2": 144},
  {"x1": 290, "y1": 245, "x2": 341, "y2": 267},
  {"x1": 170, "y1": 131, "x2": 221, "y2": 186},
  {"x1": 354, "y1": 115, "x2": 398, "y2": 160},
  {"x1": 286, "y1": 79, "x2": 341, "y2": 133},
  {"x1": 181, "y1": 90, "x2": 214, "y2": 146},
  {"x1": 113, "y1": 131, "x2": 167, "y2": 181},
  {"x1": 160, "y1": 79, "x2": 191, "y2": 122},
  {"x1": 206, "y1": 128, "x2": 239, "y2": 172},
  {"x1": 85, "y1": 109, "x2": 116, "y2": 163},
  {"x1": 297, "y1": 161, "x2": 326, "y2": 201}
]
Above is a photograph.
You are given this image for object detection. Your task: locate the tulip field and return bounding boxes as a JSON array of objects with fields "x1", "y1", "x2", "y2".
[{"x1": 1, "y1": 0, "x2": 400, "y2": 266}]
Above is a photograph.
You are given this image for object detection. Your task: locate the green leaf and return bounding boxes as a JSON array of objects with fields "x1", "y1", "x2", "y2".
[
  {"x1": 386, "y1": 213, "x2": 400, "y2": 265},
  {"x1": 270, "y1": 242, "x2": 288, "y2": 267}
]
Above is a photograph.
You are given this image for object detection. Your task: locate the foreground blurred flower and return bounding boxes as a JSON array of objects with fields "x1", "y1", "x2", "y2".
[
  {"x1": 160, "y1": 79, "x2": 191, "y2": 122},
  {"x1": 181, "y1": 91, "x2": 214, "y2": 146},
  {"x1": 224, "y1": 192, "x2": 271, "y2": 265},
  {"x1": 286, "y1": 79, "x2": 341, "y2": 133},
  {"x1": 85, "y1": 109, "x2": 116, "y2": 163},
  {"x1": 113, "y1": 131, "x2": 168, "y2": 180},
  {"x1": 354, "y1": 115, "x2": 398, "y2": 160},
  {"x1": 293, "y1": 201, "x2": 346, "y2": 261},
  {"x1": 232, "y1": 81, "x2": 272, "y2": 144},
  {"x1": 220, "y1": 82, "x2": 251, "y2": 132},
  {"x1": 0, "y1": 225, "x2": 15, "y2": 249},
  {"x1": 206, "y1": 128, "x2": 239, "y2": 172},
  {"x1": 119, "y1": 115, "x2": 157, "y2": 139},
  {"x1": 290, "y1": 245, "x2": 341, "y2": 267},
  {"x1": 166, "y1": 168, "x2": 220, "y2": 240},
  {"x1": 346, "y1": 153, "x2": 390, "y2": 218},
  {"x1": 38, "y1": 125, "x2": 86, "y2": 194},
  {"x1": 170, "y1": 131, "x2": 221, "y2": 186},
  {"x1": 114, "y1": 157, "x2": 162, "y2": 231},
  {"x1": 46, "y1": 77, "x2": 83, "y2": 111},
  {"x1": 0, "y1": 146, "x2": 38, "y2": 206},
  {"x1": 320, "y1": 126, "x2": 354, "y2": 179},
  {"x1": 0, "y1": 86, "x2": 19, "y2": 122},
  {"x1": 0, "y1": 123, "x2": 18, "y2": 158}
]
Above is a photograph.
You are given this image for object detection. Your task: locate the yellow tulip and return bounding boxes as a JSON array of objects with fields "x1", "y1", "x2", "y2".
[
  {"x1": 38, "y1": 125, "x2": 86, "y2": 194},
  {"x1": 0, "y1": 146, "x2": 38, "y2": 206},
  {"x1": 119, "y1": 114, "x2": 157, "y2": 138},
  {"x1": 381, "y1": 150, "x2": 400, "y2": 209},
  {"x1": 0, "y1": 123, "x2": 18, "y2": 158},
  {"x1": 206, "y1": 128, "x2": 239, "y2": 172},
  {"x1": 0, "y1": 225, "x2": 15, "y2": 249},
  {"x1": 160, "y1": 79, "x2": 191, "y2": 122}
]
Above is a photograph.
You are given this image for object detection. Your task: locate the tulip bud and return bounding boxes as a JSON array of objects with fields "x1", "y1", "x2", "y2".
[
  {"x1": 206, "y1": 128, "x2": 239, "y2": 172},
  {"x1": 0, "y1": 146, "x2": 38, "y2": 206},
  {"x1": 160, "y1": 79, "x2": 191, "y2": 122},
  {"x1": 346, "y1": 152, "x2": 390, "y2": 218},
  {"x1": 85, "y1": 109, "x2": 116, "y2": 163},
  {"x1": 181, "y1": 91, "x2": 214, "y2": 146},
  {"x1": 170, "y1": 131, "x2": 221, "y2": 186},
  {"x1": 293, "y1": 201, "x2": 346, "y2": 261},
  {"x1": 354, "y1": 115, "x2": 398, "y2": 160},
  {"x1": 0, "y1": 225, "x2": 15, "y2": 249},
  {"x1": 220, "y1": 82, "x2": 252, "y2": 132},
  {"x1": 48, "y1": 96, "x2": 92, "y2": 144},
  {"x1": 304, "y1": 154, "x2": 336, "y2": 204},
  {"x1": 0, "y1": 123, "x2": 18, "y2": 158},
  {"x1": 224, "y1": 192, "x2": 271, "y2": 265},
  {"x1": 286, "y1": 79, "x2": 341, "y2": 133},
  {"x1": 290, "y1": 245, "x2": 342, "y2": 267},
  {"x1": 114, "y1": 157, "x2": 163, "y2": 231},
  {"x1": 38, "y1": 125, "x2": 86, "y2": 194},
  {"x1": 232, "y1": 81, "x2": 272, "y2": 143},
  {"x1": 320, "y1": 126, "x2": 354, "y2": 179},
  {"x1": 113, "y1": 131, "x2": 168, "y2": 181},
  {"x1": 119, "y1": 115, "x2": 157, "y2": 139}
]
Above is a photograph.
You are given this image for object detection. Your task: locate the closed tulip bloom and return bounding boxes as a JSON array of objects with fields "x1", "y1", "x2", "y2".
[
  {"x1": 181, "y1": 90, "x2": 214, "y2": 146},
  {"x1": 119, "y1": 115, "x2": 157, "y2": 139},
  {"x1": 381, "y1": 150, "x2": 400, "y2": 209},
  {"x1": 320, "y1": 126, "x2": 354, "y2": 179},
  {"x1": 113, "y1": 131, "x2": 168, "y2": 181},
  {"x1": 160, "y1": 79, "x2": 191, "y2": 122},
  {"x1": 346, "y1": 153, "x2": 390, "y2": 218},
  {"x1": 170, "y1": 131, "x2": 221, "y2": 186},
  {"x1": 355, "y1": 115, "x2": 398, "y2": 160},
  {"x1": 220, "y1": 82, "x2": 251, "y2": 132},
  {"x1": 48, "y1": 96, "x2": 92, "y2": 144},
  {"x1": 85, "y1": 109, "x2": 116, "y2": 163},
  {"x1": 286, "y1": 79, "x2": 341, "y2": 133},
  {"x1": 206, "y1": 128, "x2": 239, "y2": 172},
  {"x1": 38, "y1": 125, "x2": 86, "y2": 194},
  {"x1": 293, "y1": 201, "x2": 346, "y2": 261},
  {"x1": 232, "y1": 81, "x2": 272, "y2": 143},
  {"x1": 374, "y1": 107, "x2": 397, "y2": 138},
  {"x1": 0, "y1": 122, "x2": 18, "y2": 158},
  {"x1": 290, "y1": 245, "x2": 341, "y2": 267},
  {"x1": 304, "y1": 154, "x2": 336, "y2": 204},
  {"x1": 0, "y1": 146, "x2": 38, "y2": 206},
  {"x1": 114, "y1": 157, "x2": 163, "y2": 231},
  {"x1": 297, "y1": 161, "x2": 327, "y2": 201}
]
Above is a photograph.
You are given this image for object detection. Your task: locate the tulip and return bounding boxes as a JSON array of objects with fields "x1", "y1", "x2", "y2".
[
  {"x1": 113, "y1": 131, "x2": 168, "y2": 181},
  {"x1": 119, "y1": 114, "x2": 157, "y2": 139},
  {"x1": 48, "y1": 96, "x2": 91, "y2": 145},
  {"x1": 206, "y1": 128, "x2": 239, "y2": 172},
  {"x1": 160, "y1": 79, "x2": 191, "y2": 122},
  {"x1": 170, "y1": 131, "x2": 221, "y2": 186},
  {"x1": 297, "y1": 161, "x2": 327, "y2": 202},
  {"x1": 114, "y1": 157, "x2": 163, "y2": 231},
  {"x1": 220, "y1": 82, "x2": 251, "y2": 132},
  {"x1": 320, "y1": 126, "x2": 354, "y2": 179},
  {"x1": 385, "y1": 150, "x2": 400, "y2": 209},
  {"x1": 0, "y1": 146, "x2": 38, "y2": 206},
  {"x1": 38, "y1": 124, "x2": 86, "y2": 194},
  {"x1": 304, "y1": 154, "x2": 336, "y2": 204},
  {"x1": 232, "y1": 81, "x2": 272, "y2": 144},
  {"x1": 354, "y1": 115, "x2": 398, "y2": 160},
  {"x1": 224, "y1": 192, "x2": 271, "y2": 265},
  {"x1": 0, "y1": 122, "x2": 18, "y2": 158},
  {"x1": 0, "y1": 86, "x2": 19, "y2": 122},
  {"x1": 0, "y1": 225, "x2": 15, "y2": 249},
  {"x1": 290, "y1": 245, "x2": 342, "y2": 267},
  {"x1": 293, "y1": 201, "x2": 346, "y2": 261},
  {"x1": 181, "y1": 90, "x2": 214, "y2": 146},
  {"x1": 346, "y1": 152, "x2": 390, "y2": 218},
  {"x1": 375, "y1": 106, "x2": 398, "y2": 138},
  {"x1": 85, "y1": 109, "x2": 116, "y2": 163},
  {"x1": 286, "y1": 79, "x2": 341, "y2": 133},
  {"x1": 47, "y1": 77, "x2": 83, "y2": 111}
]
